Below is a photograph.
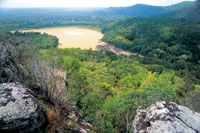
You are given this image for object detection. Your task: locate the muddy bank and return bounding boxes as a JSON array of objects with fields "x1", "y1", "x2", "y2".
[{"x1": 96, "y1": 44, "x2": 144, "y2": 58}]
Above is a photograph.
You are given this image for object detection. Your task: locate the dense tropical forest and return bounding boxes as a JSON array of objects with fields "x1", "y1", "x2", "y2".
[{"x1": 0, "y1": 0, "x2": 200, "y2": 132}]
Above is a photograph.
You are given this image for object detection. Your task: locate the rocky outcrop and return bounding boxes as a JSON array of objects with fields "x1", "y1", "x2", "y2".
[
  {"x1": 0, "y1": 42, "x2": 19, "y2": 83},
  {"x1": 67, "y1": 110, "x2": 93, "y2": 133},
  {"x1": 0, "y1": 83, "x2": 46, "y2": 133},
  {"x1": 133, "y1": 101, "x2": 200, "y2": 133}
]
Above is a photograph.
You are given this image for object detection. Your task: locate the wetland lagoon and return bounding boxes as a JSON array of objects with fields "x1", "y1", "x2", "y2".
[{"x1": 20, "y1": 27, "x2": 105, "y2": 50}]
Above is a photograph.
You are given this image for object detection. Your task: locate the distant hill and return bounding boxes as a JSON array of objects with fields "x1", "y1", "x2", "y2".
[
  {"x1": 94, "y1": 4, "x2": 164, "y2": 17},
  {"x1": 93, "y1": 1, "x2": 197, "y2": 18},
  {"x1": 164, "y1": 1, "x2": 194, "y2": 11},
  {"x1": 158, "y1": 1, "x2": 196, "y2": 18},
  {"x1": 0, "y1": 1, "x2": 197, "y2": 19}
]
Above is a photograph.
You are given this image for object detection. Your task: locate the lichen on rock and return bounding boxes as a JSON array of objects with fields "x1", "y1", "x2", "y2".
[
  {"x1": 0, "y1": 82, "x2": 46, "y2": 133},
  {"x1": 133, "y1": 101, "x2": 200, "y2": 133}
]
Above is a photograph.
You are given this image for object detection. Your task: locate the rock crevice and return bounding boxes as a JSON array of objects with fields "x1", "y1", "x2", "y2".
[{"x1": 0, "y1": 42, "x2": 19, "y2": 83}]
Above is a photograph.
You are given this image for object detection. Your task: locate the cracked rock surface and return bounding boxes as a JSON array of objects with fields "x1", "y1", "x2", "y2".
[
  {"x1": 0, "y1": 41, "x2": 19, "y2": 83},
  {"x1": 133, "y1": 101, "x2": 200, "y2": 133},
  {"x1": 0, "y1": 83, "x2": 46, "y2": 133}
]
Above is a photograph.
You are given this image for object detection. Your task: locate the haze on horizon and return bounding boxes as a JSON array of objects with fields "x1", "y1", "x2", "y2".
[{"x1": 0, "y1": 0, "x2": 196, "y2": 8}]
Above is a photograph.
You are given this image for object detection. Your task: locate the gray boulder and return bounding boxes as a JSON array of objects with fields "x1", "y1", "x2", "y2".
[
  {"x1": 0, "y1": 83, "x2": 46, "y2": 133},
  {"x1": 0, "y1": 42, "x2": 19, "y2": 83},
  {"x1": 133, "y1": 101, "x2": 200, "y2": 133}
]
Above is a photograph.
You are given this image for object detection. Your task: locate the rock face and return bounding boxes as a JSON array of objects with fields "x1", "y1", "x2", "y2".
[
  {"x1": 67, "y1": 110, "x2": 93, "y2": 133},
  {"x1": 0, "y1": 83, "x2": 46, "y2": 133},
  {"x1": 0, "y1": 42, "x2": 19, "y2": 83},
  {"x1": 133, "y1": 101, "x2": 200, "y2": 133}
]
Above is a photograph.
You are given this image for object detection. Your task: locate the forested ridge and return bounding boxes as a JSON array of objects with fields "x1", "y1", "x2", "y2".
[
  {"x1": 0, "y1": 1, "x2": 197, "y2": 30},
  {"x1": 0, "y1": 1, "x2": 200, "y2": 132}
]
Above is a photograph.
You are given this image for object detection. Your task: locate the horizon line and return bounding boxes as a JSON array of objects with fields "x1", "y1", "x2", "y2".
[{"x1": 0, "y1": 1, "x2": 194, "y2": 9}]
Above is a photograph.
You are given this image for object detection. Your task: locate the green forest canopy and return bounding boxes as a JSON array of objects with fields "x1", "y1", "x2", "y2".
[{"x1": 0, "y1": 1, "x2": 200, "y2": 132}]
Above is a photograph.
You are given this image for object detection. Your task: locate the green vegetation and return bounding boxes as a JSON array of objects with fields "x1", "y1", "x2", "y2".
[
  {"x1": 185, "y1": 85, "x2": 200, "y2": 112},
  {"x1": 40, "y1": 48, "x2": 184, "y2": 132},
  {"x1": 0, "y1": 1, "x2": 197, "y2": 31},
  {"x1": 102, "y1": 18, "x2": 200, "y2": 96},
  {"x1": 0, "y1": 1, "x2": 200, "y2": 132},
  {"x1": 13, "y1": 31, "x2": 58, "y2": 49},
  {"x1": 0, "y1": 10, "x2": 114, "y2": 31}
]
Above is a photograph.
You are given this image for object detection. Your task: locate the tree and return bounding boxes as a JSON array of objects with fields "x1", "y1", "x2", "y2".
[{"x1": 184, "y1": 85, "x2": 200, "y2": 113}]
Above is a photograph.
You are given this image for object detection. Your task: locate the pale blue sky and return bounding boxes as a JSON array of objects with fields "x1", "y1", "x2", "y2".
[{"x1": 0, "y1": 0, "x2": 196, "y2": 8}]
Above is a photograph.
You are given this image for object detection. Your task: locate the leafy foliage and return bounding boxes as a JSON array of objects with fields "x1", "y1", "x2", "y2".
[
  {"x1": 102, "y1": 18, "x2": 200, "y2": 95},
  {"x1": 41, "y1": 48, "x2": 183, "y2": 132},
  {"x1": 1, "y1": 1, "x2": 200, "y2": 131},
  {"x1": 13, "y1": 31, "x2": 58, "y2": 49}
]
